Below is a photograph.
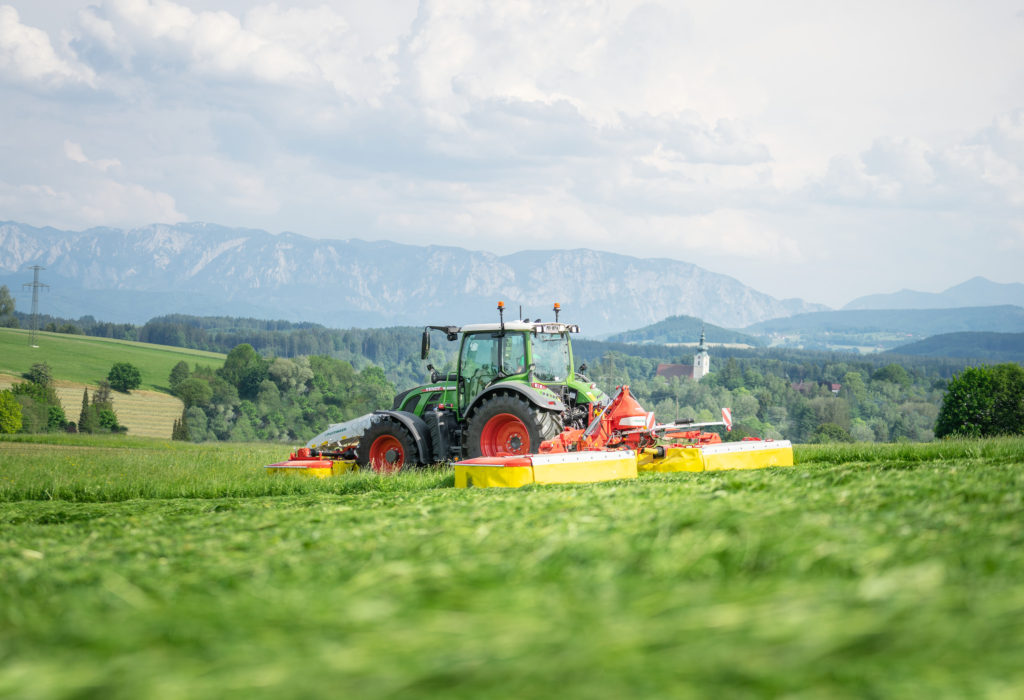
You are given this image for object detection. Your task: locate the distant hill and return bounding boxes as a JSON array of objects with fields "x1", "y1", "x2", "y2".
[
  {"x1": 844, "y1": 277, "x2": 1024, "y2": 310},
  {"x1": 604, "y1": 314, "x2": 762, "y2": 346},
  {"x1": 744, "y1": 306, "x2": 1024, "y2": 352},
  {"x1": 0, "y1": 221, "x2": 826, "y2": 337},
  {"x1": 889, "y1": 332, "x2": 1024, "y2": 363}
]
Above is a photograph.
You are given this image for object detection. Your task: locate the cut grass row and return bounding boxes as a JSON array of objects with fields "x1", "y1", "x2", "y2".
[{"x1": 1, "y1": 436, "x2": 1022, "y2": 698}]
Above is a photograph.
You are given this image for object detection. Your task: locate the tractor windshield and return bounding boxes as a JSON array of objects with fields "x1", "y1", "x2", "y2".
[{"x1": 532, "y1": 332, "x2": 571, "y2": 382}]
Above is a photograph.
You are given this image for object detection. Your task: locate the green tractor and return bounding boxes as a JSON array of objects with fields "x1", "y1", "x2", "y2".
[{"x1": 352, "y1": 302, "x2": 608, "y2": 470}]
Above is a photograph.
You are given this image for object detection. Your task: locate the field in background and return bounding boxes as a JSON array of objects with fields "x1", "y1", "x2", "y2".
[
  {"x1": 0, "y1": 327, "x2": 224, "y2": 392},
  {"x1": 0, "y1": 373, "x2": 182, "y2": 439},
  {"x1": 0, "y1": 327, "x2": 224, "y2": 438},
  {"x1": 1, "y1": 435, "x2": 1022, "y2": 697}
]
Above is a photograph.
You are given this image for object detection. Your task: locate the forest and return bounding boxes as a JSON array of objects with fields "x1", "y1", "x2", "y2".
[{"x1": 5, "y1": 309, "x2": 990, "y2": 444}]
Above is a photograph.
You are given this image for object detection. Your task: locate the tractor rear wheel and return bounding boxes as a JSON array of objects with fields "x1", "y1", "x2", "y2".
[
  {"x1": 357, "y1": 419, "x2": 418, "y2": 473},
  {"x1": 464, "y1": 393, "x2": 561, "y2": 458}
]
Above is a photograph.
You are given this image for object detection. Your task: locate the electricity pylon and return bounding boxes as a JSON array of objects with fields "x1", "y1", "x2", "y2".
[{"x1": 22, "y1": 265, "x2": 48, "y2": 347}]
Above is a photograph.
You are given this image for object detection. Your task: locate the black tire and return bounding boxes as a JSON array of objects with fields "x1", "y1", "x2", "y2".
[
  {"x1": 463, "y1": 393, "x2": 562, "y2": 458},
  {"x1": 357, "y1": 419, "x2": 418, "y2": 473}
]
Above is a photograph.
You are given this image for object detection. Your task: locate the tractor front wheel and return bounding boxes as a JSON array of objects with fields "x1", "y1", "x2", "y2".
[
  {"x1": 357, "y1": 420, "x2": 418, "y2": 473},
  {"x1": 464, "y1": 394, "x2": 561, "y2": 458}
]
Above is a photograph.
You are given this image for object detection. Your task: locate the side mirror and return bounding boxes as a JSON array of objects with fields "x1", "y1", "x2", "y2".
[{"x1": 421, "y1": 327, "x2": 430, "y2": 360}]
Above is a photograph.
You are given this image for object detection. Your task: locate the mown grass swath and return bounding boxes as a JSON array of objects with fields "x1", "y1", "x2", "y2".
[{"x1": 1, "y1": 435, "x2": 1022, "y2": 698}]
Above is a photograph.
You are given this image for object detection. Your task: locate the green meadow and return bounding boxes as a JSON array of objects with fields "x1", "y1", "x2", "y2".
[
  {"x1": 0, "y1": 327, "x2": 224, "y2": 392},
  {"x1": 1, "y1": 436, "x2": 1023, "y2": 698}
]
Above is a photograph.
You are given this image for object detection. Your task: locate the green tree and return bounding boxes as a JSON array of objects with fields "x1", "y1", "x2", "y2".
[
  {"x1": 97, "y1": 408, "x2": 125, "y2": 433},
  {"x1": 78, "y1": 389, "x2": 99, "y2": 434},
  {"x1": 185, "y1": 406, "x2": 209, "y2": 442},
  {"x1": 935, "y1": 364, "x2": 1024, "y2": 438},
  {"x1": 171, "y1": 408, "x2": 190, "y2": 441},
  {"x1": 47, "y1": 405, "x2": 67, "y2": 431},
  {"x1": 175, "y1": 377, "x2": 213, "y2": 409},
  {"x1": 0, "y1": 285, "x2": 16, "y2": 328},
  {"x1": 0, "y1": 390, "x2": 22, "y2": 433},
  {"x1": 812, "y1": 422, "x2": 853, "y2": 443},
  {"x1": 108, "y1": 362, "x2": 142, "y2": 392},
  {"x1": 872, "y1": 364, "x2": 911, "y2": 389},
  {"x1": 25, "y1": 362, "x2": 53, "y2": 387},
  {"x1": 168, "y1": 361, "x2": 191, "y2": 391},
  {"x1": 218, "y1": 344, "x2": 269, "y2": 399},
  {"x1": 92, "y1": 381, "x2": 114, "y2": 411}
]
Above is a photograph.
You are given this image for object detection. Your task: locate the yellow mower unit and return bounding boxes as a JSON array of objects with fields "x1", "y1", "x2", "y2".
[
  {"x1": 637, "y1": 440, "x2": 794, "y2": 473},
  {"x1": 455, "y1": 451, "x2": 638, "y2": 489}
]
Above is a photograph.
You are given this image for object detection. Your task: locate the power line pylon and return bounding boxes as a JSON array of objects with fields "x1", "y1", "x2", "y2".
[{"x1": 22, "y1": 265, "x2": 48, "y2": 347}]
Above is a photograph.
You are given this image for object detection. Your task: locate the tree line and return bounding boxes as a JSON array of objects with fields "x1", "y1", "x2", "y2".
[
  {"x1": 2, "y1": 301, "x2": 1020, "y2": 443},
  {"x1": 167, "y1": 344, "x2": 395, "y2": 443}
]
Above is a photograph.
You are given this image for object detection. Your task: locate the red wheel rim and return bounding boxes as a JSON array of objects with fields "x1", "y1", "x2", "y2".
[
  {"x1": 479, "y1": 413, "x2": 531, "y2": 456},
  {"x1": 368, "y1": 434, "x2": 405, "y2": 473}
]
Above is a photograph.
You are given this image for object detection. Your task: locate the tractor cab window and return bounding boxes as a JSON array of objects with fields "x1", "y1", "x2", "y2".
[
  {"x1": 500, "y1": 334, "x2": 526, "y2": 375},
  {"x1": 459, "y1": 333, "x2": 525, "y2": 405},
  {"x1": 532, "y1": 332, "x2": 571, "y2": 382}
]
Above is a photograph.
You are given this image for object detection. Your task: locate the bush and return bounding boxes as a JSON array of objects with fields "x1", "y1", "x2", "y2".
[
  {"x1": 24, "y1": 362, "x2": 53, "y2": 387},
  {"x1": 935, "y1": 364, "x2": 1024, "y2": 438},
  {"x1": 812, "y1": 422, "x2": 853, "y2": 443},
  {"x1": 0, "y1": 390, "x2": 22, "y2": 434},
  {"x1": 108, "y1": 362, "x2": 142, "y2": 393}
]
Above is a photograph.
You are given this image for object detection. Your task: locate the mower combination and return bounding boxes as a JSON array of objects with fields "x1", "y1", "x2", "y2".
[{"x1": 266, "y1": 302, "x2": 793, "y2": 486}]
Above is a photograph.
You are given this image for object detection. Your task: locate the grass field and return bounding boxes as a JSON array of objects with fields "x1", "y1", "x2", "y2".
[
  {"x1": 0, "y1": 373, "x2": 184, "y2": 439},
  {"x1": 0, "y1": 327, "x2": 224, "y2": 392},
  {"x1": 0, "y1": 326, "x2": 221, "y2": 438},
  {"x1": 1, "y1": 436, "x2": 1023, "y2": 698}
]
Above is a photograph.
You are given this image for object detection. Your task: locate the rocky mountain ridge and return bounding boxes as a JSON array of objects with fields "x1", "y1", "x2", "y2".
[{"x1": 0, "y1": 221, "x2": 827, "y2": 336}]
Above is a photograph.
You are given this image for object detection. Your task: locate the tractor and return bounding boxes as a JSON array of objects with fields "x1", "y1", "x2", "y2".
[{"x1": 304, "y1": 302, "x2": 607, "y2": 471}]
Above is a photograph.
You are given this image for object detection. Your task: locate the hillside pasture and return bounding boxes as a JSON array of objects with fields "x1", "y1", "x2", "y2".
[
  {"x1": 0, "y1": 373, "x2": 183, "y2": 439},
  {"x1": 0, "y1": 327, "x2": 223, "y2": 438},
  {"x1": 0, "y1": 327, "x2": 224, "y2": 392},
  {"x1": 1, "y1": 435, "x2": 1022, "y2": 698}
]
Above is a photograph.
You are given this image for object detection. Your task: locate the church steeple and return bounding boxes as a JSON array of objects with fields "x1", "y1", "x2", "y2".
[{"x1": 693, "y1": 324, "x2": 710, "y2": 381}]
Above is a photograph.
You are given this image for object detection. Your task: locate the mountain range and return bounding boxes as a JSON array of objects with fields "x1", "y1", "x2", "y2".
[
  {"x1": 0, "y1": 221, "x2": 826, "y2": 337},
  {"x1": 843, "y1": 277, "x2": 1024, "y2": 310}
]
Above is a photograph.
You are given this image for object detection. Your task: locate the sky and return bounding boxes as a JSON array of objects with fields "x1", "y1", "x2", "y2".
[{"x1": 1, "y1": 0, "x2": 1022, "y2": 308}]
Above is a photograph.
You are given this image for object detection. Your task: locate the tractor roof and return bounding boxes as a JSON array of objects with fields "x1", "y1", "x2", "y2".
[{"x1": 458, "y1": 321, "x2": 580, "y2": 334}]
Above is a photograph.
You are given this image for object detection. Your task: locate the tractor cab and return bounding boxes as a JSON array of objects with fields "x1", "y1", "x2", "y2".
[
  {"x1": 455, "y1": 321, "x2": 571, "y2": 415},
  {"x1": 418, "y1": 302, "x2": 606, "y2": 426}
]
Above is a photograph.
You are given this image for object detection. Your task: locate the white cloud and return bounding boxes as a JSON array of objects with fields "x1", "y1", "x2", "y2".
[
  {"x1": 0, "y1": 5, "x2": 95, "y2": 86},
  {"x1": 64, "y1": 139, "x2": 121, "y2": 171},
  {"x1": 0, "y1": 177, "x2": 185, "y2": 228},
  {"x1": 0, "y1": 0, "x2": 1023, "y2": 307},
  {"x1": 63, "y1": 139, "x2": 87, "y2": 163},
  {"x1": 811, "y1": 112, "x2": 1024, "y2": 211},
  {"x1": 73, "y1": 0, "x2": 414, "y2": 102}
]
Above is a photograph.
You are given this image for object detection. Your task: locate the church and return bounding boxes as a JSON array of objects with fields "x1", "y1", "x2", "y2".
[{"x1": 655, "y1": 328, "x2": 711, "y2": 381}]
